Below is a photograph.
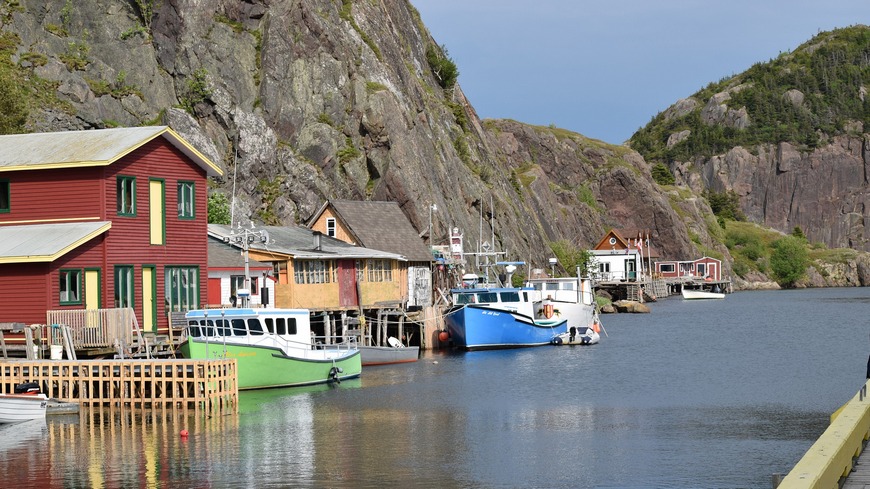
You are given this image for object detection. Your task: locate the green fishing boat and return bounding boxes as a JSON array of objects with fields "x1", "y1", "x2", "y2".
[{"x1": 180, "y1": 308, "x2": 361, "y2": 389}]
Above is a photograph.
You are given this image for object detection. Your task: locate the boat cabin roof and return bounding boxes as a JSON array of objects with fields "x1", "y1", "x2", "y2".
[
  {"x1": 186, "y1": 308, "x2": 310, "y2": 318},
  {"x1": 450, "y1": 287, "x2": 534, "y2": 294}
]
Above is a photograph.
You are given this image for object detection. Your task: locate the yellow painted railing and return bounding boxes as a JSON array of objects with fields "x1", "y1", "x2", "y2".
[{"x1": 779, "y1": 380, "x2": 870, "y2": 488}]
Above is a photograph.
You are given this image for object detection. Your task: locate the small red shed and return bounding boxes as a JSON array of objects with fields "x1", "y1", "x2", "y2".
[{"x1": 655, "y1": 256, "x2": 722, "y2": 281}]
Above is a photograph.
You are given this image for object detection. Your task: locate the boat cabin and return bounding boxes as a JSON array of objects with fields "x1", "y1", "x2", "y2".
[
  {"x1": 185, "y1": 308, "x2": 314, "y2": 348},
  {"x1": 451, "y1": 287, "x2": 534, "y2": 308},
  {"x1": 525, "y1": 277, "x2": 595, "y2": 306}
]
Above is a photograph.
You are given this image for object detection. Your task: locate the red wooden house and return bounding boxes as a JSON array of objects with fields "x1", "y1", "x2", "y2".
[
  {"x1": 0, "y1": 126, "x2": 222, "y2": 346},
  {"x1": 655, "y1": 256, "x2": 722, "y2": 281}
]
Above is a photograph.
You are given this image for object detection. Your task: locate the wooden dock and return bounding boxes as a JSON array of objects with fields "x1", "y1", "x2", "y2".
[{"x1": 0, "y1": 359, "x2": 238, "y2": 413}]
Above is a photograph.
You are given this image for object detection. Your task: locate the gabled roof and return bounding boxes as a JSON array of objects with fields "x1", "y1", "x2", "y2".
[
  {"x1": 593, "y1": 229, "x2": 631, "y2": 250},
  {"x1": 0, "y1": 126, "x2": 223, "y2": 177},
  {"x1": 593, "y1": 228, "x2": 660, "y2": 257},
  {"x1": 208, "y1": 224, "x2": 406, "y2": 261},
  {"x1": 309, "y1": 200, "x2": 432, "y2": 262},
  {"x1": 0, "y1": 221, "x2": 111, "y2": 264},
  {"x1": 208, "y1": 236, "x2": 271, "y2": 270}
]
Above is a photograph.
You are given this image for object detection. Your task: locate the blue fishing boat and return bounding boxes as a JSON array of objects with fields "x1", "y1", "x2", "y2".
[{"x1": 443, "y1": 287, "x2": 568, "y2": 350}]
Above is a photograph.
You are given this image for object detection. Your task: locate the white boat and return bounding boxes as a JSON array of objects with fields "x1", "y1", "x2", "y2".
[
  {"x1": 526, "y1": 275, "x2": 599, "y2": 331},
  {"x1": 551, "y1": 324, "x2": 601, "y2": 345},
  {"x1": 0, "y1": 383, "x2": 48, "y2": 423},
  {"x1": 359, "y1": 337, "x2": 420, "y2": 366},
  {"x1": 681, "y1": 288, "x2": 725, "y2": 300}
]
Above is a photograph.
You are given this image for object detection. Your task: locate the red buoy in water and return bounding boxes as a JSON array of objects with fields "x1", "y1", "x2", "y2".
[
  {"x1": 180, "y1": 429, "x2": 189, "y2": 438},
  {"x1": 438, "y1": 331, "x2": 449, "y2": 342}
]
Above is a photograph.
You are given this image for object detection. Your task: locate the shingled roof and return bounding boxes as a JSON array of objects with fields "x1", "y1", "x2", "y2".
[
  {"x1": 207, "y1": 236, "x2": 271, "y2": 270},
  {"x1": 314, "y1": 200, "x2": 433, "y2": 263},
  {"x1": 208, "y1": 223, "x2": 406, "y2": 261}
]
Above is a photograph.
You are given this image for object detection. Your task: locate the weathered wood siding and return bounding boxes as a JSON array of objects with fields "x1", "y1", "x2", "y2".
[
  {"x1": 271, "y1": 258, "x2": 406, "y2": 310},
  {"x1": 310, "y1": 207, "x2": 355, "y2": 243}
]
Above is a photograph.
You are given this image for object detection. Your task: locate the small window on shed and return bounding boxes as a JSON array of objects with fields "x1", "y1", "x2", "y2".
[
  {"x1": 0, "y1": 180, "x2": 9, "y2": 213},
  {"x1": 326, "y1": 218, "x2": 336, "y2": 237}
]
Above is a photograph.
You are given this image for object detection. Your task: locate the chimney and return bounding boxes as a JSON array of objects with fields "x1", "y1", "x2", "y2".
[{"x1": 313, "y1": 231, "x2": 322, "y2": 251}]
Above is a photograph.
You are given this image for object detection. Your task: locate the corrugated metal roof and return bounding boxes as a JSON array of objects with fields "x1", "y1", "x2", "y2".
[
  {"x1": 0, "y1": 126, "x2": 222, "y2": 176},
  {"x1": 208, "y1": 236, "x2": 271, "y2": 269},
  {"x1": 208, "y1": 224, "x2": 406, "y2": 261},
  {"x1": 329, "y1": 200, "x2": 433, "y2": 262},
  {"x1": 0, "y1": 221, "x2": 111, "y2": 263}
]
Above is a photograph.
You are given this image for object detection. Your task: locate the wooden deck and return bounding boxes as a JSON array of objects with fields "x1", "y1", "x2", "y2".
[
  {"x1": 0, "y1": 359, "x2": 238, "y2": 414},
  {"x1": 843, "y1": 443, "x2": 870, "y2": 488}
]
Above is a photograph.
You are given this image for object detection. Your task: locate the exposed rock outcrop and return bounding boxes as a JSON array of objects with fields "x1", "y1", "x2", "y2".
[
  {"x1": 0, "y1": 0, "x2": 707, "y2": 270},
  {"x1": 674, "y1": 136, "x2": 870, "y2": 252}
]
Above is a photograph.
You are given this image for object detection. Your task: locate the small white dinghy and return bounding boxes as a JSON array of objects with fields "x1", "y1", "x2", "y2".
[
  {"x1": 681, "y1": 288, "x2": 725, "y2": 300},
  {"x1": 0, "y1": 383, "x2": 48, "y2": 424},
  {"x1": 552, "y1": 324, "x2": 601, "y2": 346},
  {"x1": 359, "y1": 336, "x2": 421, "y2": 366}
]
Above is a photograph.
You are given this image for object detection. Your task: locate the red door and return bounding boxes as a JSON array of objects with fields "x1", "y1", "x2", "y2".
[
  {"x1": 208, "y1": 278, "x2": 222, "y2": 307},
  {"x1": 338, "y1": 260, "x2": 358, "y2": 307}
]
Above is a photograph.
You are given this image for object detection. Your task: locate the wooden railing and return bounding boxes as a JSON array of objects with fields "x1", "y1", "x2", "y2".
[{"x1": 46, "y1": 308, "x2": 140, "y2": 350}]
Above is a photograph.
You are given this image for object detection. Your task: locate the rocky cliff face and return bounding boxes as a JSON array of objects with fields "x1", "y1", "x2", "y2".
[
  {"x1": 673, "y1": 127, "x2": 870, "y2": 252},
  {"x1": 5, "y1": 0, "x2": 706, "y2": 270}
]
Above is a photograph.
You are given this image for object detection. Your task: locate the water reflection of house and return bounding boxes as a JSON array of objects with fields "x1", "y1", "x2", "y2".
[
  {"x1": 589, "y1": 229, "x2": 658, "y2": 282},
  {"x1": 307, "y1": 200, "x2": 433, "y2": 309},
  {"x1": 0, "y1": 127, "x2": 221, "y2": 355}
]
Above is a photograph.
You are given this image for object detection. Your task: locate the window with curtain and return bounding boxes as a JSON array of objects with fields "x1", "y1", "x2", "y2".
[
  {"x1": 60, "y1": 269, "x2": 82, "y2": 304},
  {"x1": 114, "y1": 265, "x2": 134, "y2": 308},
  {"x1": 177, "y1": 181, "x2": 195, "y2": 218},
  {"x1": 165, "y1": 266, "x2": 199, "y2": 312}
]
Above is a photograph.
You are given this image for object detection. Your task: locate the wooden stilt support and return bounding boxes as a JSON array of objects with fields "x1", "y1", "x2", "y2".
[
  {"x1": 61, "y1": 325, "x2": 77, "y2": 360},
  {"x1": 398, "y1": 312, "x2": 405, "y2": 346},
  {"x1": 24, "y1": 328, "x2": 34, "y2": 360}
]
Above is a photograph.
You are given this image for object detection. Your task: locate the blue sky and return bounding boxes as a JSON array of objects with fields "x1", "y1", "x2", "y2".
[{"x1": 413, "y1": 1, "x2": 870, "y2": 144}]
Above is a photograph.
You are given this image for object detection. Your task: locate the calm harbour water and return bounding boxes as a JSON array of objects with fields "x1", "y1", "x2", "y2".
[{"x1": 3, "y1": 287, "x2": 870, "y2": 488}]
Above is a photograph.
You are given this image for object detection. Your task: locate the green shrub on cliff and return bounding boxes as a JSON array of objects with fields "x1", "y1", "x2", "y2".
[
  {"x1": 426, "y1": 44, "x2": 458, "y2": 90},
  {"x1": 769, "y1": 235, "x2": 809, "y2": 287}
]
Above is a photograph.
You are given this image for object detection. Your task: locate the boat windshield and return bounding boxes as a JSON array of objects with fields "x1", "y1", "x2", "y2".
[
  {"x1": 477, "y1": 292, "x2": 498, "y2": 303},
  {"x1": 454, "y1": 293, "x2": 476, "y2": 305},
  {"x1": 263, "y1": 317, "x2": 298, "y2": 335},
  {"x1": 499, "y1": 291, "x2": 520, "y2": 302}
]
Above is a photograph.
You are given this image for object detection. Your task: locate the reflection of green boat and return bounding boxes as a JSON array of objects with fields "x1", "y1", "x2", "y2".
[{"x1": 180, "y1": 308, "x2": 361, "y2": 390}]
